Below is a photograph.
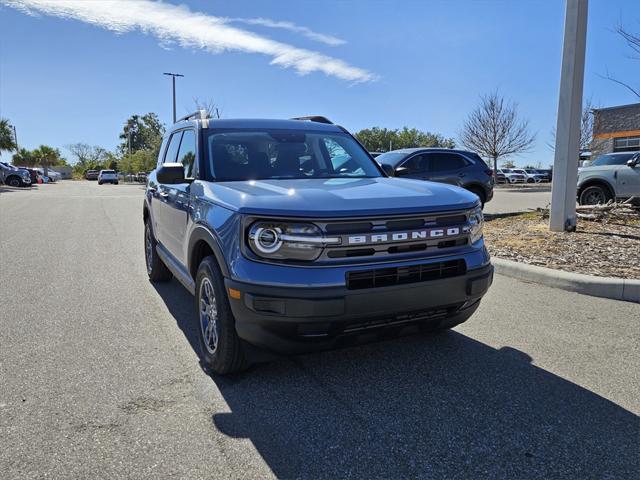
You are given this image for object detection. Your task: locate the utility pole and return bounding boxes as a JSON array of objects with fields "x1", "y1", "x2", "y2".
[
  {"x1": 163, "y1": 72, "x2": 184, "y2": 123},
  {"x1": 550, "y1": 0, "x2": 588, "y2": 232},
  {"x1": 13, "y1": 125, "x2": 19, "y2": 152}
]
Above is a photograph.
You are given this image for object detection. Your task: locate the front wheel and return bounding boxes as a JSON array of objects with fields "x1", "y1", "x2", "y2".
[
  {"x1": 6, "y1": 176, "x2": 22, "y2": 187},
  {"x1": 144, "y1": 220, "x2": 172, "y2": 282},
  {"x1": 579, "y1": 185, "x2": 612, "y2": 205},
  {"x1": 195, "y1": 257, "x2": 247, "y2": 375},
  {"x1": 466, "y1": 186, "x2": 486, "y2": 207}
]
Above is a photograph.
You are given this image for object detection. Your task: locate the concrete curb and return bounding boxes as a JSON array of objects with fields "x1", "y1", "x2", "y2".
[{"x1": 492, "y1": 258, "x2": 640, "y2": 303}]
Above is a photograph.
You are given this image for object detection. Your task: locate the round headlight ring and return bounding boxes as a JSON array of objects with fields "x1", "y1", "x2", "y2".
[{"x1": 253, "y1": 226, "x2": 283, "y2": 254}]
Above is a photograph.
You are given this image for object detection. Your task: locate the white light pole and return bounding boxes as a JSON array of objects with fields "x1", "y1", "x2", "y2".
[{"x1": 550, "y1": 0, "x2": 588, "y2": 232}]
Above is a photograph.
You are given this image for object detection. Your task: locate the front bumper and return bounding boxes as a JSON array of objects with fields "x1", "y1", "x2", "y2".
[{"x1": 226, "y1": 264, "x2": 493, "y2": 354}]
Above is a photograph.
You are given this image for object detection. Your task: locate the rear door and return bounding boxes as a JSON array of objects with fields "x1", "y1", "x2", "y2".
[
  {"x1": 424, "y1": 152, "x2": 469, "y2": 186},
  {"x1": 161, "y1": 129, "x2": 197, "y2": 264}
]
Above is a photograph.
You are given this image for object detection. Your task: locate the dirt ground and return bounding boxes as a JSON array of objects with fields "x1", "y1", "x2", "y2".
[{"x1": 484, "y1": 212, "x2": 640, "y2": 279}]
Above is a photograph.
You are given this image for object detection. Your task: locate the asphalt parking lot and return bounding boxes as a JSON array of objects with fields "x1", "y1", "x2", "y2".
[{"x1": 1, "y1": 181, "x2": 638, "y2": 479}]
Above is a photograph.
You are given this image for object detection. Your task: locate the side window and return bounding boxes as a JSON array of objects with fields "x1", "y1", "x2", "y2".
[
  {"x1": 428, "y1": 153, "x2": 467, "y2": 172},
  {"x1": 402, "y1": 154, "x2": 428, "y2": 173},
  {"x1": 176, "y1": 130, "x2": 196, "y2": 178},
  {"x1": 163, "y1": 132, "x2": 183, "y2": 164},
  {"x1": 323, "y1": 138, "x2": 351, "y2": 171}
]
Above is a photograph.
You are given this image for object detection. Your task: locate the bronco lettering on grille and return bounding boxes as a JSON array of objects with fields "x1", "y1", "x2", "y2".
[{"x1": 347, "y1": 227, "x2": 461, "y2": 245}]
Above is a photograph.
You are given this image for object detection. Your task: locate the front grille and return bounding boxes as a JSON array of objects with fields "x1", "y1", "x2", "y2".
[
  {"x1": 316, "y1": 211, "x2": 472, "y2": 262},
  {"x1": 346, "y1": 259, "x2": 466, "y2": 290}
]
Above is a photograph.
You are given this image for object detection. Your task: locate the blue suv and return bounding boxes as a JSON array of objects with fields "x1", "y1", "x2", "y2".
[{"x1": 143, "y1": 113, "x2": 493, "y2": 374}]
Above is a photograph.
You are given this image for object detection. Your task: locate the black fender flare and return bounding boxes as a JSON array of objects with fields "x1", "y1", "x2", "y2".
[
  {"x1": 577, "y1": 178, "x2": 616, "y2": 198},
  {"x1": 188, "y1": 225, "x2": 230, "y2": 278}
]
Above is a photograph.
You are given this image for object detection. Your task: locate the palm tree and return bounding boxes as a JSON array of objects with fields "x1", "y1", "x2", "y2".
[
  {"x1": 12, "y1": 148, "x2": 36, "y2": 167},
  {"x1": 33, "y1": 145, "x2": 62, "y2": 177},
  {"x1": 0, "y1": 118, "x2": 17, "y2": 156}
]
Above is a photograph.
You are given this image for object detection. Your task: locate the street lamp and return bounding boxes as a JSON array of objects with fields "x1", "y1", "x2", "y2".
[{"x1": 163, "y1": 72, "x2": 184, "y2": 123}]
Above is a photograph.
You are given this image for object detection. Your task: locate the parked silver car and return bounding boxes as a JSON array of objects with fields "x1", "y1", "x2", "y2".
[{"x1": 577, "y1": 152, "x2": 640, "y2": 205}]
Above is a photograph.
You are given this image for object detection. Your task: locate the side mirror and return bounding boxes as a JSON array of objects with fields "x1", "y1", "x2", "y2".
[
  {"x1": 157, "y1": 163, "x2": 189, "y2": 184},
  {"x1": 627, "y1": 155, "x2": 639, "y2": 168},
  {"x1": 394, "y1": 166, "x2": 410, "y2": 177},
  {"x1": 380, "y1": 163, "x2": 395, "y2": 177}
]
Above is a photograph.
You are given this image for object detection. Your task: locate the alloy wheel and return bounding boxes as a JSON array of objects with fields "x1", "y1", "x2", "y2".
[{"x1": 199, "y1": 277, "x2": 219, "y2": 354}]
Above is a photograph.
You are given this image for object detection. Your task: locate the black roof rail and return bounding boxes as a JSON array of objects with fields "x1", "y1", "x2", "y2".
[
  {"x1": 290, "y1": 115, "x2": 334, "y2": 124},
  {"x1": 176, "y1": 109, "x2": 210, "y2": 123}
]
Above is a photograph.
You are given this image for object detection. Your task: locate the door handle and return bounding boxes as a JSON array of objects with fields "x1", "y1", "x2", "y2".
[
  {"x1": 458, "y1": 173, "x2": 466, "y2": 178},
  {"x1": 148, "y1": 186, "x2": 157, "y2": 193}
]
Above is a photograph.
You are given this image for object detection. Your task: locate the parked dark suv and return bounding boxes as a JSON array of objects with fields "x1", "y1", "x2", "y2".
[
  {"x1": 144, "y1": 113, "x2": 493, "y2": 374},
  {"x1": 376, "y1": 148, "x2": 494, "y2": 206}
]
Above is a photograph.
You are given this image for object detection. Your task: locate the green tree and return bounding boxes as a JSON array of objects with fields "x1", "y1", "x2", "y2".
[
  {"x1": 33, "y1": 145, "x2": 63, "y2": 177},
  {"x1": 119, "y1": 113, "x2": 165, "y2": 157},
  {"x1": 120, "y1": 149, "x2": 157, "y2": 174},
  {"x1": 355, "y1": 127, "x2": 455, "y2": 152},
  {"x1": 0, "y1": 118, "x2": 17, "y2": 155},
  {"x1": 12, "y1": 148, "x2": 37, "y2": 167},
  {"x1": 67, "y1": 143, "x2": 109, "y2": 174}
]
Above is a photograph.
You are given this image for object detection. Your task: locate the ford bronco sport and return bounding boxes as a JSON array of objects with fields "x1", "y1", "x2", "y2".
[{"x1": 143, "y1": 112, "x2": 493, "y2": 374}]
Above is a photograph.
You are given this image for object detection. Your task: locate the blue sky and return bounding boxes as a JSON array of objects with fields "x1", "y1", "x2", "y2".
[{"x1": 1, "y1": 0, "x2": 638, "y2": 167}]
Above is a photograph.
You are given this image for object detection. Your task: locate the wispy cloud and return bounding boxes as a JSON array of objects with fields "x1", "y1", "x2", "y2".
[
  {"x1": 2, "y1": 0, "x2": 375, "y2": 82},
  {"x1": 226, "y1": 17, "x2": 345, "y2": 46}
]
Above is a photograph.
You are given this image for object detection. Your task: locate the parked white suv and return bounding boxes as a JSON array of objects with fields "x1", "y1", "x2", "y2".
[
  {"x1": 98, "y1": 170, "x2": 119, "y2": 185},
  {"x1": 577, "y1": 152, "x2": 640, "y2": 205},
  {"x1": 498, "y1": 168, "x2": 526, "y2": 184}
]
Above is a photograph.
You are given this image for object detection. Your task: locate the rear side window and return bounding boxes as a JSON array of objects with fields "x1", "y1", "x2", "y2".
[
  {"x1": 427, "y1": 153, "x2": 467, "y2": 172},
  {"x1": 177, "y1": 130, "x2": 196, "y2": 178},
  {"x1": 163, "y1": 131, "x2": 183, "y2": 164}
]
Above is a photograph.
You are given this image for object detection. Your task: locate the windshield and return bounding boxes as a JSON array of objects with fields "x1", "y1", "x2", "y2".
[
  {"x1": 205, "y1": 130, "x2": 381, "y2": 181},
  {"x1": 375, "y1": 151, "x2": 408, "y2": 166},
  {"x1": 591, "y1": 153, "x2": 636, "y2": 166}
]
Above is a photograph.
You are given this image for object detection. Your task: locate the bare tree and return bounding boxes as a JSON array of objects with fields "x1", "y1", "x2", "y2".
[
  {"x1": 602, "y1": 22, "x2": 640, "y2": 99},
  {"x1": 548, "y1": 98, "x2": 606, "y2": 154},
  {"x1": 193, "y1": 98, "x2": 221, "y2": 118},
  {"x1": 459, "y1": 91, "x2": 536, "y2": 178}
]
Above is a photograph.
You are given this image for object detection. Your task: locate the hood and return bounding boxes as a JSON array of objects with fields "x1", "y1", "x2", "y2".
[{"x1": 199, "y1": 177, "x2": 479, "y2": 218}]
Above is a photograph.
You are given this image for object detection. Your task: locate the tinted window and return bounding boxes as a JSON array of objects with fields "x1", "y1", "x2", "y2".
[
  {"x1": 591, "y1": 153, "x2": 635, "y2": 166},
  {"x1": 427, "y1": 153, "x2": 467, "y2": 172},
  {"x1": 375, "y1": 151, "x2": 409, "y2": 166},
  {"x1": 206, "y1": 130, "x2": 381, "y2": 181},
  {"x1": 163, "y1": 132, "x2": 183, "y2": 164},
  {"x1": 402, "y1": 154, "x2": 428, "y2": 173},
  {"x1": 177, "y1": 130, "x2": 196, "y2": 177}
]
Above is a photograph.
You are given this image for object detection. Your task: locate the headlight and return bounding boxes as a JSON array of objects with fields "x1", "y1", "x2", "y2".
[
  {"x1": 247, "y1": 221, "x2": 340, "y2": 261},
  {"x1": 467, "y1": 206, "x2": 484, "y2": 244}
]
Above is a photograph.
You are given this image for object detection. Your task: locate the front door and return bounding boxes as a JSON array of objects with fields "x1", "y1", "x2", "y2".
[
  {"x1": 616, "y1": 157, "x2": 640, "y2": 198},
  {"x1": 161, "y1": 129, "x2": 197, "y2": 264}
]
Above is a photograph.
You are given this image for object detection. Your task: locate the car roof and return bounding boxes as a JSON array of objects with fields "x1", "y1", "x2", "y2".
[
  {"x1": 174, "y1": 118, "x2": 344, "y2": 133},
  {"x1": 376, "y1": 147, "x2": 480, "y2": 166}
]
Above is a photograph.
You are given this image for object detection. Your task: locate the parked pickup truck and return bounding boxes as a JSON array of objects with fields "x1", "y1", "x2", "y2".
[{"x1": 143, "y1": 112, "x2": 493, "y2": 374}]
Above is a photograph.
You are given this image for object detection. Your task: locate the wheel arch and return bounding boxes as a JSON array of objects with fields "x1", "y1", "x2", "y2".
[
  {"x1": 578, "y1": 178, "x2": 615, "y2": 198},
  {"x1": 188, "y1": 225, "x2": 230, "y2": 280}
]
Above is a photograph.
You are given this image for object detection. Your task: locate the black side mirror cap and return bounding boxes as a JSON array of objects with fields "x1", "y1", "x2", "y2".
[
  {"x1": 380, "y1": 163, "x2": 395, "y2": 177},
  {"x1": 394, "y1": 166, "x2": 409, "y2": 176},
  {"x1": 157, "y1": 163, "x2": 189, "y2": 184}
]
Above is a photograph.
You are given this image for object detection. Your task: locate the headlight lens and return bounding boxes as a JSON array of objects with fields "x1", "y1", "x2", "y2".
[
  {"x1": 467, "y1": 206, "x2": 484, "y2": 243},
  {"x1": 247, "y1": 221, "x2": 339, "y2": 261}
]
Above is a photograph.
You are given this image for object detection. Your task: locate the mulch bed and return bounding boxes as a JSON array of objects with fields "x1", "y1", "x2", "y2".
[{"x1": 484, "y1": 212, "x2": 640, "y2": 279}]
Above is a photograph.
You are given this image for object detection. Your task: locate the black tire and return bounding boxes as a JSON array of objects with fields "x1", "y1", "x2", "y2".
[
  {"x1": 6, "y1": 176, "x2": 22, "y2": 187},
  {"x1": 144, "y1": 220, "x2": 172, "y2": 282},
  {"x1": 114, "y1": 181, "x2": 119, "y2": 185},
  {"x1": 195, "y1": 256, "x2": 247, "y2": 375},
  {"x1": 98, "y1": 181, "x2": 103, "y2": 185},
  {"x1": 579, "y1": 184, "x2": 612, "y2": 206},
  {"x1": 526, "y1": 178, "x2": 535, "y2": 184},
  {"x1": 466, "y1": 186, "x2": 486, "y2": 207}
]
